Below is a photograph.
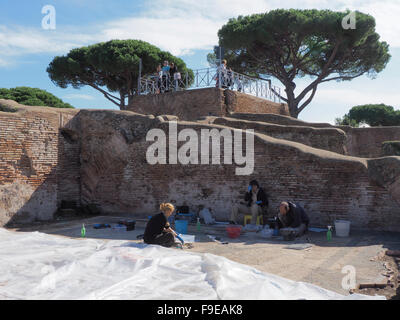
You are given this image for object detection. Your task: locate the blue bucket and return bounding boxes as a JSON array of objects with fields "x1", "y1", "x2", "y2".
[{"x1": 175, "y1": 220, "x2": 188, "y2": 234}]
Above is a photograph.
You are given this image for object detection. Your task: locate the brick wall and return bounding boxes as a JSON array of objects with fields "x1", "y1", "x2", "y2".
[
  {"x1": 212, "y1": 117, "x2": 347, "y2": 154},
  {"x1": 57, "y1": 115, "x2": 82, "y2": 209},
  {"x1": 127, "y1": 88, "x2": 225, "y2": 121},
  {"x1": 231, "y1": 112, "x2": 400, "y2": 158},
  {"x1": 1, "y1": 99, "x2": 400, "y2": 231},
  {"x1": 224, "y1": 90, "x2": 289, "y2": 115},
  {"x1": 0, "y1": 100, "x2": 79, "y2": 226},
  {"x1": 230, "y1": 112, "x2": 333, "y2": 128},
  {"x1": 341, "y1": 126, "x2": 400, "y2": 158},
  {"x1": 77, "y1": 110, "x2": 400, "y2": 231},
  {"x1": 127, "y1": 88, "x2": 289, "y2": 121}
]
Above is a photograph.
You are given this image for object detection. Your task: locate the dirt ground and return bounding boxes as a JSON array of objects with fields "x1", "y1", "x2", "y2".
[
  {"x1": 6, "y1": 214, "x2": 400, "y2": 299},
  {"x1": 352, "y1": 254, "x2": 399, "y2": 300}
]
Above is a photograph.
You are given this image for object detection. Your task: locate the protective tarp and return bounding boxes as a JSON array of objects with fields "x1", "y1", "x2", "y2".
[{"x1": 0, "y1": 228, "x2": 385, "y2": 300}]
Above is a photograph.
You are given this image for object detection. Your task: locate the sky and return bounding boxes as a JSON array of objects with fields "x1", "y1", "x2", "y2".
[{"x1": 0, "y1": 0, "x2": 399, "y2": 123}]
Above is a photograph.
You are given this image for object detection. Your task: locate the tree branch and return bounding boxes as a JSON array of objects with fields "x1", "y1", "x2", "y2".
[
  {"x1": 297, "y1": 85, "x2": 318, "y2": 115},
  {"x1": 294, "y1": 40, "x2": 342, "y2": 104},
  {"x1": 88, "y1": 84, "x2": 122, "y2": 107},
  {"x1": 319, "y1": 72, "x2": 365, "y2": 83}
]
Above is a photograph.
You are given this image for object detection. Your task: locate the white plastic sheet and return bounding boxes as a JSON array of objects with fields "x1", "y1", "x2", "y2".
[{"x1": 0, "y1": 228, "x2": 385, "y2": 300}]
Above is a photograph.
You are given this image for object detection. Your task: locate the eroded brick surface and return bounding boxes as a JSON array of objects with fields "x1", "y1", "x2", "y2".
[
  {"x1": 0, "y1": 100, "x2": 78, "y2": 225},
  {"x1": 1, "y1": 99, "x2": 400, "y2": 231}
]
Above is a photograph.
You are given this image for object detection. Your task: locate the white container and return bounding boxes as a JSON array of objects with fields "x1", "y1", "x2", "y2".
[
  {"x1": 335, "y1": 220, "x2": 351, "y2": 237},
  {"x1": 179, "y1": 234, "x2": 195, "y2": 243}
]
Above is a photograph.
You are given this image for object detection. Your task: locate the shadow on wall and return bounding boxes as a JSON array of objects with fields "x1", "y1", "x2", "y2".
[
  {"x1": 1, "y1": 170, "x2": 57, "y2": 228},
  {"x1": 0, "y1": 107, "x2": 101, "y2": 228}
]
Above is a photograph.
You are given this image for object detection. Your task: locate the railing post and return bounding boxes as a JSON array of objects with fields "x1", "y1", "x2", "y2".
[
  {"x1": 218, "y1": 67, "x2": 222, "y2": 89},
  {"x1": 137, "y1": 58, "x2": 142, "y2": 95},
  {"x1": 130, "y1": 66, "x2": 282, "y2": 100},
  {"x1": 256, "y1": 81, "x2": 259, "y2": 97}
]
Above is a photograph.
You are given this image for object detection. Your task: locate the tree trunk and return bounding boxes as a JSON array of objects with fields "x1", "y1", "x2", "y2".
[
  {"x1": 285, "y1": 86, "x2": 299, "y2": 118},
  {"x1": 120, "y1": 92, "x2": 126, "y2": 110}
]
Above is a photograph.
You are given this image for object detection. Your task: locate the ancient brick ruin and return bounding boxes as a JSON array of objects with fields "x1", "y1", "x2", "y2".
[{"x1": 1, "y1": 88, "x2": 400, "y2": 231}]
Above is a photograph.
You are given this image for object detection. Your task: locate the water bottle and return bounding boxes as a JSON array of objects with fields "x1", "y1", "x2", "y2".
[
  {"x1": 327, "y1": 226, "x2": 332, "y2": 241},
  {"x1": 196, "y1": 217, "x2": 201, "y2": 231},
  {"x1": 81, "y1": 224, "x2": 86, "y2": 238},
  {"x1": 273, "y1": 217, "x2": 279, "y2": 236}
]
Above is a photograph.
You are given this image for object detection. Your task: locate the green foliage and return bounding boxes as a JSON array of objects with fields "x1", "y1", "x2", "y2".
[
  {"x1": 216, "y1": 9, "x2": 391, "y2": 117},
  {"x1": 348, "y1": 104, "x2": 398, "y2": 126},
  {"x1": 334, "y1": 115, "x2": 359, "y2": 127},
  {"x1": 207, "y1": 52, "x2": 218, "y2": 68},
  {"x1": 0, "y1": 87, "x2": 74, "y2": 109},
  {"x1": 337, "y1": 104, "x2": 399, "y2": 127},
  {"x1": 47, "y1": 39, "x2": 193, "y2": 108}
]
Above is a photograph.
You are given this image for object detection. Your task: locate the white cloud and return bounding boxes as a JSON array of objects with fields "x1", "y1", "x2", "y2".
[
  {"x1": 0, "y1": 25, "x2": 98, "y2": 58},
  {"x1": 0, "y1": 0, "x2": 399, "y2": 68},
  {"x1": 100, "y1": 16, "x2": 221, "y2": 56},
  {"x1": 0, "y1": 57, "x2": 11, "y2": 67},
  {"x1": 313, "y1": 88, "x2": 400, "y2": 107},
  {"x1": 62, "y1": 93, "x2": 95, "y2": 100}
]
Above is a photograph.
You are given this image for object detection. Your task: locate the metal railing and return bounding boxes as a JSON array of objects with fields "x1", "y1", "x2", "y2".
[{"x1": 138, "y1": 67, "x2": 283, "y2": 103}]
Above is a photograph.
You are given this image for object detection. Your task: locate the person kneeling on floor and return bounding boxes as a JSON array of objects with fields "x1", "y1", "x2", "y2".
[
  {"x1": 144, "y1": 202, "x2": 176, "y2": 247},
  {"x1": 277, "y1": 201, "x2": 310, "y2": 237},
  {"x1": 230, "y1": 180, "x2": 269, "y2": 225}
]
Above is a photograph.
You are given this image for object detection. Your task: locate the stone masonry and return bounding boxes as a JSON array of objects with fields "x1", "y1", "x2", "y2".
[{"x1": 1, "y1": 98, "x2": 400, "y2": 231}]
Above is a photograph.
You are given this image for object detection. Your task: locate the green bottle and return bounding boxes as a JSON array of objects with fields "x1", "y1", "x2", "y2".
[
  {"x1": 196, "y1": 217, "x2": 201, "y2": 232},
  {"x1": 81, "y1": 224, "x2": 86, "y2": 237},
  {"x1": 327, "y1": 226, "x2": 332, "y2": 241}
]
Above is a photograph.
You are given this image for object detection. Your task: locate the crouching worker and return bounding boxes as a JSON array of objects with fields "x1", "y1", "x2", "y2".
[
  {"x1": 278, "y1": 201, "x2": 310, "y2": 237},
  {"x1": 144, "y1": 203, "x2": 176, "y2": 247},
  {"x1": 230, "y1": 180, "x2": 269, "y2": 225}
]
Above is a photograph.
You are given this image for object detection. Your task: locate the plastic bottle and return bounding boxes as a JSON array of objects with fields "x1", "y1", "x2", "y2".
[
  {"x1": 327, "y1": 226, "x2": 332, "y2": 241},
  {"x1": 196, "y1": 217, "x2": 201, "y2": 231},
  {"x1": 81, "y1": 224, "x2": 86, "y2": 238},
  {"x1": 273, "y1": 217, "x2": 279, "y2": 236}
]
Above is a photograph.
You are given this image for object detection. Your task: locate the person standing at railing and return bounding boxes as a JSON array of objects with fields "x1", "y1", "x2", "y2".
[
  {"x1": 215, "y1": 59, "x2": 228, "y2": 88},
  {"x1": 235, "y1": 73, "x2": 243, "y2": 92},
  {"x1": 152, "y1": 64, "x2": 162, "y2": 94},
  {"x1": 161, "y1": 60, "x2": 170, "y2": 92},
  {"x1": 226, "y1": 68, "x2": 234, "y2": 89},
  {"x1": 169, "y1": 62, "x2": 179, "y2": 91}
]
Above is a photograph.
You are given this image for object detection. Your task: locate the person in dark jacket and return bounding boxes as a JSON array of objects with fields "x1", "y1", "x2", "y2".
[
  {"x1": 277, "y1": 201, "x2": 309, "y2": 236},
  {"x1": 144, "y1": 203, "x2": 176, "y2": 247},
  {"x1": 169, "y1": 62, "x2": 179, "y2": 91},
  {"x1": 230, "y1": 180, "x2": 269, "y2": 225}
]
